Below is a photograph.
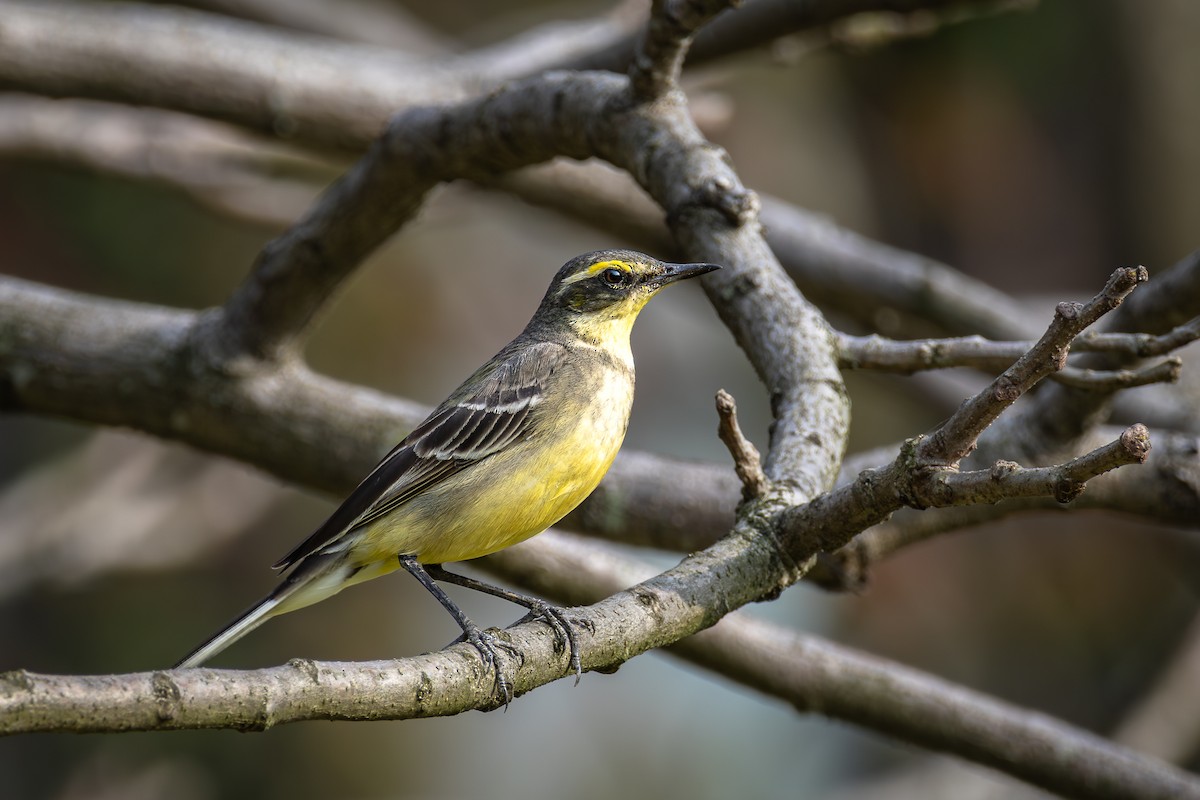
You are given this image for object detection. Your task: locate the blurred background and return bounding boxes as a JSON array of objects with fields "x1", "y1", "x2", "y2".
[{"x1": 2, "y1": 0, "x2": 1198, "y2": 797}]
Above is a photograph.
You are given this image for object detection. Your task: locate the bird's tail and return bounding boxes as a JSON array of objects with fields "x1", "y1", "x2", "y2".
[
  {"x1": 174, "y1": 594, "x2": 284, "y2": 670},
  {"x1": 174, "y1": 553, "x2": 364, "y2": 669}
]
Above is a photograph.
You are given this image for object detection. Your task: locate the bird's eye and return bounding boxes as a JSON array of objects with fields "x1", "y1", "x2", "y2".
[{"x1": 601, "y1": 267, "x2": 629, "y2": 288}]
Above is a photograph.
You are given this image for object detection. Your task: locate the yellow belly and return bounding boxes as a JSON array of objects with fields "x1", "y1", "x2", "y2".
[{"x1": 351, "y1": 357, "x2": 632, "y2": 565}]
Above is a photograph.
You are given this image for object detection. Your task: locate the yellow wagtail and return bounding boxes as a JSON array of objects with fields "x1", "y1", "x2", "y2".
[{"x1": 176, "y1": 250, "x2": 719, "y2": 696}]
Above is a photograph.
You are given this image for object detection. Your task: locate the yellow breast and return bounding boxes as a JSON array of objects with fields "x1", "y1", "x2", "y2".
[{"x1": 353, "y1": 349, "x2": 634, "y2": 565}]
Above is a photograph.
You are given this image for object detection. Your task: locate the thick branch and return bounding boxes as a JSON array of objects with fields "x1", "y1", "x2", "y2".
[
  {"x1": 1113, "y1": 250, "x2": 1200, "y2": 336},
  {"x1": 8, "y1": 531, "x2": 1199, "y2": 800},
  {"x1": 0, "y1": 0, "x2": 637, "y2": 148},
  {"x1": 478, "y1": 533, "x2": 1200, "y2": 800},
  {"x1": 675, "y1": 621, "x2": 1200, "y2": 800},
  {"x1": 0, "y1": 95, "x2": 1060, "y2": 347},
  {"x1": 0, "y1": 0, "x2": 1021, "y2": 151}
]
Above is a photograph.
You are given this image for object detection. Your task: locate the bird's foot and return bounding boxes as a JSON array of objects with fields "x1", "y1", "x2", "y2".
[
  {"x1": 517, "y1": 600, "x2": 593, "y2": 685},
  {"x1": 459, "y1": 624, "x2": 522, "y2": 705}
]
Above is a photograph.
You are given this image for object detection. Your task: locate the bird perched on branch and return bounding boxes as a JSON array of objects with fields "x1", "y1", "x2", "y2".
[{"x1": 176, "y1": 249, "x2": 719, "y2": 699}]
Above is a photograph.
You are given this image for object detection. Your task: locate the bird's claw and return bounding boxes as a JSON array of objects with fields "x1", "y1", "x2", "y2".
[
  {"x1": 517, "y1": 601, "x2": 590, "y2": 685},
  {"x1": 459, "y1": 624, "x2": 521, "y2": 705}
]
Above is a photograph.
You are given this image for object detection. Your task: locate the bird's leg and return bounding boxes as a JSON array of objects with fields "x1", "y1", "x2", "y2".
[
  {"x1": 397, "y1": 555, "x2": 518, "y2": 704},
  {"x1": 425, "y1": 564, "x2": 591, "y2": 684}
]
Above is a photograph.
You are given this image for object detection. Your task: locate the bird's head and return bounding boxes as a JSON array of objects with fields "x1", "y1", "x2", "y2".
[{"x1": 534, "y1": 250, "x2": 720, "y2": 345}]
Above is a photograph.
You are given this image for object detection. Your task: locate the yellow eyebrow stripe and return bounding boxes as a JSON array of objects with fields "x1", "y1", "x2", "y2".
[{"x1": 560, "y1": 259, "x2": 633, "y2": 285}]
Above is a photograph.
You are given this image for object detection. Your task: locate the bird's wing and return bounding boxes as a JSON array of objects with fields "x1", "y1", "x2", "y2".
[{"x1": 272, "y1": 340, "x2": 561, "y2": 570}]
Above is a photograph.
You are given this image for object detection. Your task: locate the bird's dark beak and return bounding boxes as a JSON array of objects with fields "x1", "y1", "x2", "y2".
[{"x1": 651, "y1": 261, "x2": 721, "y2": 286}]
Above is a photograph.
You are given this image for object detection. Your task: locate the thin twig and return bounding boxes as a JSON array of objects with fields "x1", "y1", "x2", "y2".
[
  {"x1": 715, "y1": 389, "x2": 768, "y2": 501},
  {"x1": 980, "y1": 252, "x2": 1200, "y2": 464},
  {"x1": 1054, "y1": 359, "x2": 1182, "y2": 391},
  {"x1": 921, "y1": 267, "x2": 1148, "y2": 466},
  {"x1": 927, "y1": 424, "x2": 1150, "y2": 506},
  {"x1": 837, "y1": 321, "x2": 1200, "y2": 375},
  {"x1": 1074, "y1": 317, "x2": 1200, "y2": 356},
  {"x1": 777, "y1": 269, "x2": 1149, "y2": 555}
]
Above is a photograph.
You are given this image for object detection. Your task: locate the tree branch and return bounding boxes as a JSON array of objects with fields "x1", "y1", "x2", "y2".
[
  {"x1": 778, "y1": 268, "x2": 1149, "y2": 556},
  {"x1": 478, "y1": 533, "x2": 1200, "y2": 800},
  {"x1": 566, "y1": 0, "x2": 1024, "y2": 73},
  {"x1": 983, "y1": 252, "x2": 1200, "y2": 463},
  {"x1": 1053, "y1": 359, "x2": 1182, "y2": 391},
  {"x1": 3, "y1": 43, "x2": 854, "y2": 719},
  {"x1": 8, "y1": 529, "x2": 1199, "y2": 800},
  {"x1": 715, "y1": 388, "x2": 768, "y2": 501},
  {"x1": 0, "y1": 94, "x2": 1061, "y2": 347},
  {"x1": 0, "y1": 10, "x2": 1181, "y2": 790},
  {"x1": 837, "y1": 320, "x2": 1200, "y2": 375},
  {"x1": 0, "y1": 0, "x2": 1029, "y2": 151},
  {"x1": 0, "y1": 273, "x2": 738, "y2": 550},
  {"x1": 922, "y1": 267, "x2": 1147, "y2": 465},
  {"x1": 0, "y1": 0, "x2": 636, "y2": 148},
  {"x1": 0, "y1": 94, "x2": 329, "y2": 227},
  {"x1": 629, "y1": 0, "x2": 738, "y2": 100},
  {"x1": 676, "y1": 625, "x2": 1200, "y2": 800},
  {"x1": 811, "y1": 423, "x2": 1200, "y2": 591},
  {"x1": 494, "y1": 158, "x2": 1043, "y2": 339}
]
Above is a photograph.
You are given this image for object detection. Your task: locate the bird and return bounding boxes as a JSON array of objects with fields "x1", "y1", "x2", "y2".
[{"x1": 175, "y1": 249, "x2": 720, "y2": 698}]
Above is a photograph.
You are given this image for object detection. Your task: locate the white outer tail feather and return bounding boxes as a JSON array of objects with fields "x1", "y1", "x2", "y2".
[
  {"x1": 174, "y1": 553, "x2": 365, "y2": 669},
  {"x1": 174, "y1": 597, "x2": 283, "y2": 669}
]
